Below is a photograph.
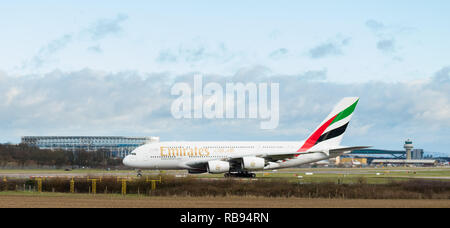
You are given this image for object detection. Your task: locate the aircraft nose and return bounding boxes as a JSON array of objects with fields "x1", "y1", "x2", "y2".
[{"x1": 123, "y1": 155, "x2": 131, "y2": 166}]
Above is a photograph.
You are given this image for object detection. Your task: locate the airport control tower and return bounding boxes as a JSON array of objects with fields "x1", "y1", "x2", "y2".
[{"x1": 404, "y1": 139, "x2": 413, "y2": 160}]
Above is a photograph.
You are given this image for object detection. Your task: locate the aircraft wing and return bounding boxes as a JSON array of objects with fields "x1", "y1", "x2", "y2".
[
  {"x1": 258, "y1": 146, "x2": 371, "y2": 162},
  {"x1": 184, "y1": 146, "x2": 370, "y2": 168}
]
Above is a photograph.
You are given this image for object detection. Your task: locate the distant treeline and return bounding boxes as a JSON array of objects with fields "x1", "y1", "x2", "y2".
[{"x1": 0, "y1": 144, "x2": 123, "y2": 169}]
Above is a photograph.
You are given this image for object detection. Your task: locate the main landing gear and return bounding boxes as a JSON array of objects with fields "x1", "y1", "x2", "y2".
[{"x1": 224, "y1": 172, "x2": 256, "y2": 178}]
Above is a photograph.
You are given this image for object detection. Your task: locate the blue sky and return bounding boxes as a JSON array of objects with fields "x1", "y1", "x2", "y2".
[{"x1": 1, "y1": 1, "x2": 450, "y2": 155}]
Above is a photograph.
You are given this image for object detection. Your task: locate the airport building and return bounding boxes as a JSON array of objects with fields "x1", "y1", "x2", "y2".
[
  {"x1": 335, "y1": 157, "x2": 368, "y2": 167},
  {"x1": 370, "y1": 159, "x2": 437, "y2": 167},
  {"x1": 21, "y1": 136, "x2": 159, "y2": 158},
  {"x1": 348, "y1": 139, "x2": 437, "y2": 167},
  {"x1": 411, "y1": 149, "x2": 424, "y2": 160}
]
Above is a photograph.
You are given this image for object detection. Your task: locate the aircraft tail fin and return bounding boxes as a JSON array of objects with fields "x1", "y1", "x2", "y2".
[{"x1": 298, "y1": 97, "x2": 359, "y2": 152}]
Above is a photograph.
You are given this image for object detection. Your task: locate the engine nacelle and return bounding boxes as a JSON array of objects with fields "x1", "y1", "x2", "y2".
[
  {"x1": 241, "y1": 157, "x2": 265, "y2": 170},
  {"x1": 207, "y1": 160, "x2": 230, "y2": 174}
]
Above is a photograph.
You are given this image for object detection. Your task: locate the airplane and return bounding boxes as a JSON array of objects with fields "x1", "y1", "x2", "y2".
[
  {"x1": 351, "y1": 158, "x2": 362, "y2": 167},
  {"x1": 123, "y1": 97, "x2": 369, "y2": 177}
]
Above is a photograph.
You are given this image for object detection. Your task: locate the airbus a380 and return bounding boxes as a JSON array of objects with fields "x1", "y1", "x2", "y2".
[{"x1": 123, "y1": 97, "x2": 369, "y2": 177}]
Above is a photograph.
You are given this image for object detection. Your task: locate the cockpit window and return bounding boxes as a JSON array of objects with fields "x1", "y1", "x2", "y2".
[{"x1": 131, "y1": 153, "x2": 137, "y2": 156}]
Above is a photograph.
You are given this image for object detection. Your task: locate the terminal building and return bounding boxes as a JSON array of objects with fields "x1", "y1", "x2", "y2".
[
  {"x1": 370, "y1": 159, "x2": 437, "y2": 167},
  {"x1": 21, "y1": 136, "x2": 159, "y2": 158},
  {"x1": 346, "y1": 139, "x2": 437, "y2": 167}
]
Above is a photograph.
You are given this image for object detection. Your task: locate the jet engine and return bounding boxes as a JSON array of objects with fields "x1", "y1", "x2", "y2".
[
  {"x1": 241, "y1": 157, "x2": 265, "y2": 170},
  {"x1": 207, "y1": 160, "x2": 230, "y2": 174}
]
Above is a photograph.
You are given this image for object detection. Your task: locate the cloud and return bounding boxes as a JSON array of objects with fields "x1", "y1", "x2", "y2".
[
  {"x1": 308, "y1": 37, "x2": 350, "y2": 59},
  {"x1": 365, "y1": 19, "x2": 413, "y2": 56},
  {"x1": 86, "y1": 14, "x2": 128, "y2": 40},
  {"x1": 309, "y1": 43, "x2": 341, "y2": 58},
  {"x1": 366, "y1": 19, "x2": 415, "y2": 35},
  {"x1": 41, "y1": 35, "x2": 73, "y2": 55},
  {"x1": 269, "y1": 48, "x2": 288, "y2": 59},
  {"x1": 156, "y1": 41, "x2": 235, "y2": 64},
  {"x1": 5, "y1": 87, "x2": 21, "y2": 106},
  {"x1": 1, "y1": 66, "x2": 450, "y2": 153},
  {"x1": 377, "y1": 39, "x2": 396, "y2": 53},
  {"x1": 179, "y1": 46, "x2": 207, "y2": 62},
  {"x1": 268, "y1": 30, "x2": 282, "y2": 40},
  {"x1": 297, "y1": 69, "x2": 327, "y2": 81},
  {"x1": 22, "y1": 14, "x2": 128, "y2": 70},
  {"x1": 87, "y1": 45, "x2": 103, "y2": 53},
  {"x1": 156, "y1": 49, "x2": 178, "y2": 63},
  {"x1": 432, "y1": 66, "x2": 450, "y2": 84},
  {"x1": 365, "y1": 19, "x2": 385, "y2": 31},
  {"x1": 24, "y1": 34, "x2": 73, "y2": 68}
]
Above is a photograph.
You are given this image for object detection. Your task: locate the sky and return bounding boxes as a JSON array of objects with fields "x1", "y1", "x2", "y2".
[{"x1": 0, "y1": 1, "x2": 450, "y2": 155}]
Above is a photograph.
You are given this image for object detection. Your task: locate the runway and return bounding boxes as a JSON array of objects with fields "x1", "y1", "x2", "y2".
[{"x1": 1, "y1": 167, "x2": 449, "y2": 181}]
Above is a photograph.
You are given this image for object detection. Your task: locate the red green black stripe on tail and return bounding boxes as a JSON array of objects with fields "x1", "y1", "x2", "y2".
[{"x1": 297, "y1": 98, "x2": 358, "y2": 152}]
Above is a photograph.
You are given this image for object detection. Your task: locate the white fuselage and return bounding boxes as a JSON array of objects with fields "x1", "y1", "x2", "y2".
[{"x1": 123, "y1": 141, "x2": 330, "y2": 171}]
